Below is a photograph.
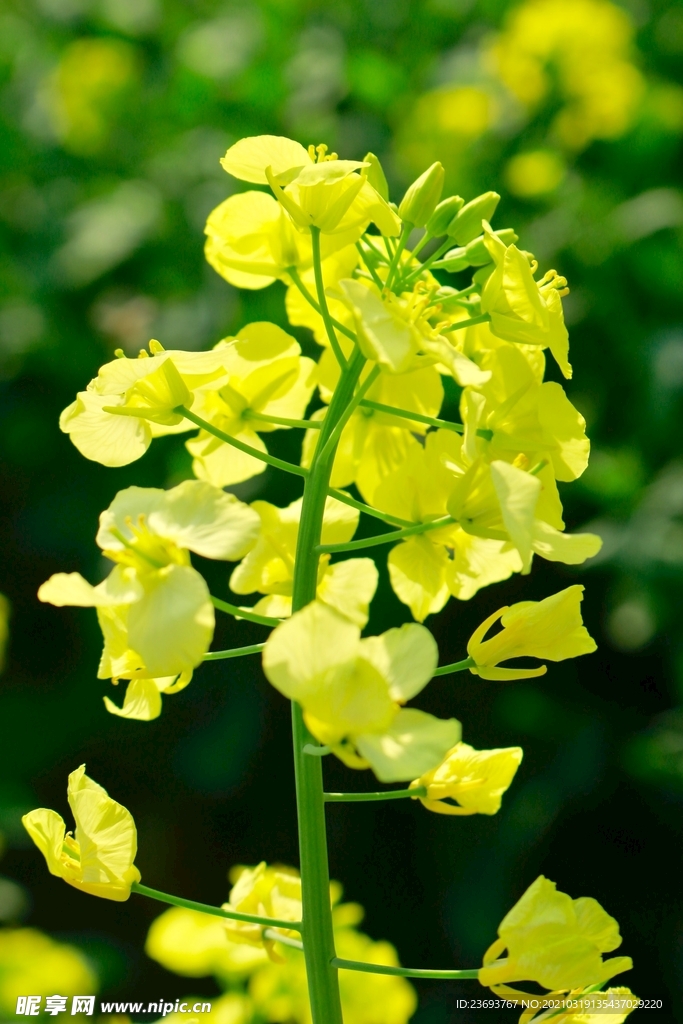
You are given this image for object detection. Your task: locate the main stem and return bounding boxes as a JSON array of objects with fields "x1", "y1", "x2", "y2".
[{"x1": 290, "y1": 345, "x2": 365, "y2": 1024}]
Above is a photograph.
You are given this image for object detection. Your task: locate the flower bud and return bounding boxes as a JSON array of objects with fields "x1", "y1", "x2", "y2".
[
  {"x1": 425, "y1": 195, "x2": 464, "y2": 237},
  {"x1": 398, "y1": 162, "x2": 445, "y2": 227},
  {"x1": 448, "y1": 191, "x2": 500, "y2": 245},
  {"x1": 363, "y1": 152, "x2": 389, "y2": 200},
  {"x1": 434, "y1": 246, "x2": 469, "y2": 273},
  {"x1": 465, "y1": 228, "x2": 518, "y2": 266}
]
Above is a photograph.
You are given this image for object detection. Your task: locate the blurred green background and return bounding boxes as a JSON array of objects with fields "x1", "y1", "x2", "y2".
[{"x1": 1, "y1": 0, "x2": 682, "y2": 1018}]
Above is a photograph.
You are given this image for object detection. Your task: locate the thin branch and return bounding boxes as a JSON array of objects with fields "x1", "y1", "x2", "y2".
[
  {"x1": 131, "y1": 882, "x2": 303, "y2": 931},
  {"x1": 246, "y1": 411, "x2": 322, "y2": 430},
  {"x1": 203, "y1": 643, "x2": 266, "y2": 661},
  {"x1": 178, "y1": 406, "x2": 308, "y2": 479},
  {"x1": 324, "y1": 787, "x2": 426, "y2": 803},
  {"x1": 359, "y1": 399, "x2": 463, "y2": 434},
  {"x1": 287, "y1": 267, "x2": 357, "y2": 343},
  {"x1": 264, "y1": 928, "x2": 304, "y2": 950},
  {"x1": 433, "y1": 657, "x2": 475, "y2": 677},
  {"x1": 211, "y1": 596, "x2": 281, "y2": 628},
  {"x1": 331, "y1": 957, "x2": 480, "y2": 980},
  {"x1": 317, "y1": 516, "x2": 456, "y2": 555},
  {"x1": 328, "y1": 488, "x2": 413, "y2": 528},
  {"x1": 311, "y1": 226, "x2": 347, "y2": 368},
  {"x1": 442, "y1": 313, "x2": 491, "y2": 333}
]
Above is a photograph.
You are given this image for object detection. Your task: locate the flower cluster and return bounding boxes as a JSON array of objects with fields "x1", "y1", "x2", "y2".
[{"x1": 28, "y1": 134, "x2": 632, "y2": 1024}]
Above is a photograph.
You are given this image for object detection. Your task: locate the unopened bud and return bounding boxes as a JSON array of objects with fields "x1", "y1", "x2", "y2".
[
  {"x1": 465, "y1": 228, "x2": 518, "y2": 266},
  {"x1": 398, "y1": 162, "x2": 445, "y2": 227},
  {"x1": 363, "y1": 152, "x2": 389, "y2": 201},
  {"x1": 472, "y1": 264, "x2": 495, "y2": 287},
  {"x1": 425, "y1": 196, "x2": 464, "y2": 237},
  {"x1": 449, "y1": 191, "x2": 501, "y2": 245},
  {"x1": 433, "y1": 246, "x2": 469, "y2": 273}
]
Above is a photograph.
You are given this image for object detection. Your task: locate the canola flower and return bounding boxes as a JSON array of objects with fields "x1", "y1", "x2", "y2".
[
  {"x1": 479, "y1": 876, "x2": 633, "y2": 997},
  {"x1": 23, "y1": 765, "x2": 140, "y2": 901},
  {"x1": 32, "y1": 133, "x2": 626, "y2": 1024},
  {"x1": 38, "y1": 480, "x2": 259, "y2": 719},
  {"x1": 0, "y1": 928, "x2": 97, "y2": 1014}
]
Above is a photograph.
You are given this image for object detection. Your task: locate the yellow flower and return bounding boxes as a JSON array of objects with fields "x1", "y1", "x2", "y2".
[
  {"x1": 220, "y1": 135, "x2": 399, "y2": 237},
  {"x1": 205, "y1": 191, "x2": 361, "y2": 291},
  {"x1": 229, "y1": 496, "x2": 378, "y2": 626},
  {"x1": 446, "y1": 455, "x2": 602, "y2": 574},
  {"x1": 0, "y1": 928, "x2": 97, "y2": 1014},
  {"x1": 410, "y1": 742, "x2": 523, "y2": 815},
  {"x1": 336, "y1": 278, "x2": 490, "y2": 384},
  {"x1": 467, "y1": 585, "x2": 597, "y2": 681},
  {"x1": 186, "y1": 326, "x2": 316, "y2": 486},
  {"x1": 159, "y1": 993, "x2": 253, "y2": 1024},
  {"x1": 519, "y1": 986, "x2": 639, "y2": 1024},
  {"x1": 462, "y1": 342, "x2": 590, "y2": 481},
  {"x1": 222, "y1": 863, "x2": 302, "y2": 960},
  {"x1": 38, "y1": 481, "x2": 259, "y2": 719},
  {"x1": 479, "y1": 223, "x2": 572, "y2": 379},
  {"x1": 145, "y1": 906, "x2": 268, "y2": 979},
  {"x1": 60, "y1": 340, "x2": 230, "y2": 467},
  {"x1": 263, "y1": 600, "x2": 459, "y2": 781},
  {"x1": 248, "y1": 915, "x2": 416, "y2": 1024},
  {"x1": 22, "y1": 765, "x2": 140, "y2": 901},
  {"x1": 479, "y1": 875, "x2": 632, "y2": 995}
]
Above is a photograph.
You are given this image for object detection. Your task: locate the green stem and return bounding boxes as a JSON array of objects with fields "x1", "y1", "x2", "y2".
[
  {"x1": 401, "y1": 237, "x2": 453, "y2": 287},
  {"x1": 433, "y1": 657, "x2": 475, "y2": 677},
  {"x1": 359, "y1": 399, "x2": 463, "y2": 434},
  {"x1": 385, "y1": 224, "x2": 412, "y2": 290},
  {"x1": 211, "y1": 596, "x2": 281, "y2": 628},
  {"x1": 328, "y1": 488, "x2": 413, "y2": 528},
  {"x1": 324, "y1": 787, "x2": 426, "y2": 802},
  {"x1": 356, "y1": 241, "x2": 384, "y2": 289},
  {"x1": 442, "y1": 313, "x2": 491, "y2": 333},
  {"x1": 203, "y1": 643, "x2": 266, "y2": 661},
  {"x1": 358, "y1": 400, "x2": 494, "y2": 441},
  {"x1": 317, "y1": 365, "x2": 381, "y2": 465},
  {"x1": 289, "y1": 344, "x2": 366, "y2": 1024},
  {"x1": 332, "y1": 958, "x2": 480, "y2": 980},
  {"x1": 310, "y1": 226, "x2": 347, "y2": 368},
  {"x1": 264, "y1": 929, "x2": 305, "y2": 950},
  {"x1": 178, "y1": 407, "x2": 307, "y2": 478},
  {"x1": 287, "y1": 267, "x2": 357, "y2": 343},
  {"x1": 130, "y1": 882, "x2": 302, "y2": 931},
  {"x1": 317, "y1": 516, "x2": 456, "y2": 554},
  {"x1": 246, "y1": 411, "x2": 321, "y2": 430}
]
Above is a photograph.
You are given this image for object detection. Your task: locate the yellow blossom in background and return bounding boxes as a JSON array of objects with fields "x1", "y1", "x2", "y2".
[
  {"x1": 479, "y1": 875, "x2": 632, "y2": 995},
  {"x1": 0, "y1": 593, "x2": 9, "y2": 673},
  {"x1": 43, "y1": 38, "x2": 139, "y2": 155},
  {"x1": 489, "y1": 0, "x2": 645, "y2": 150},
  {"x1": 411, "y1": 742, "x2": 523, "y2": 815},
  {"x1": 145, "y1": 906, "x2": 268, "y2": 979},
  {"x1": 467, "y1": 585, "x2": 597, "y2": 680},
  {"x1": 263, "y1": 600, "x2": 459, "y2": 781},
  {"x1": 504, "y1": 150, "x2": 566, "y2": 198},
  {"x1": 222, "y1": 863, "x2": 302, "y2": 959},
  {"x1": 157, "y1": 994, "x2": 254, "y2": 1024},
  {"x1": 22, "y1": 765, "x2": 140, "y2": 901},
  {"x1": 0, "y1": 928, "x2": 97, "y2": 1014},
  {"x1": 38, "y1": 481, "x2": 259, "y2": 719},
  {"x1": 229, "y1": 496, "x2": 378, "y2": 625}
]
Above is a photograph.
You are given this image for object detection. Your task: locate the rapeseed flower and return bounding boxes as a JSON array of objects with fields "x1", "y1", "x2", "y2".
[
  {"x1": 263, "y1": 601, "x2": 459, "y2": 781},
  {"x1": 38, "y1": 481, "x2": 259, "y2": 718},
  {"x1": 410, "y1": 742, "x2": 523, "y2": 815},
  {"x1": 229, "y1": 496, "x2": 377, "y2": 625},
  {"x1": 479, "y1": 875, "x2": 632, "y2": 995},
  {"x1": 467, "y1": 585, "x2": 597, "y2": 680},
  {"x1": 0, "y1": 929, "x2": 97, "y2": 1013},
  {"x1": 23, "y1": 765, "x2": 140, "y2": 901}
]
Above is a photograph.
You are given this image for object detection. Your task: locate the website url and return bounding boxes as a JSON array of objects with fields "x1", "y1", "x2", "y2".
[{"x1": 100, "y1": 1002, "x2": 212, "y2": 1016}]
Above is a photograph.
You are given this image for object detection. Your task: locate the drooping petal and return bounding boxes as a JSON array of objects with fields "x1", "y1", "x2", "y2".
[
  {"x1": 60, "y1": 392, "x2": 151, "y2": 467},
  {"x1": 103, "y1": 677, "x2": 164, "y2": 721},
  {"x1": 531, "y1": 520, "x2": 603, "y2": 565},
  {"x1": 38, "y1": 567, "x2": 143, "y2": 608},
  {"x1": 22, "y1": 809, "x2": 67, "y2": 877},
  {"x1": 388, "y1": 537, "x2": 451, "y2": 622},
  {"x1": 67, "y1": 765, "x2": 139, "y2": 891},
  {"x1": 355, "y1": 708, "x2": 461, "y2": 783},
  {"x1": 126, "y1": 564, "x2": 214, "y2": 677},
  {"x1": 360, "y1": 623, "x2": 439, "y2": 702}
]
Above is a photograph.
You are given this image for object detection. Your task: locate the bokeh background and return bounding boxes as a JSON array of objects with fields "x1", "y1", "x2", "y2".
[{"x1": 1, "y1": 0, "x2": 682, "y2": 1018}]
